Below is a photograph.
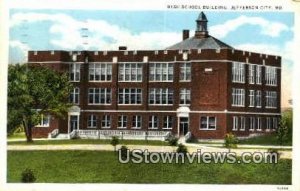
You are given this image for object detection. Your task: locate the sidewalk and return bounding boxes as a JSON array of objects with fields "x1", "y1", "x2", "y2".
[
  {"x1": 185, "y1": 142, "x2": 292, "y2": 149},
  {"x1": 7, "y1": 143, "x2": 292, "y2": 159}
]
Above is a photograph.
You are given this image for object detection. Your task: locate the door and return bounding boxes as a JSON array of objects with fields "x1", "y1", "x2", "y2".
[
  {"x1": 70, "y1": 115, "x2": 79, "y2": 132},
  {"x1": 179, "y1": 117, "x2": 189, "y2": 136}
]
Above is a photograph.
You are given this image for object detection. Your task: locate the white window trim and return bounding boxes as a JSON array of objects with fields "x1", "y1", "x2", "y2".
[
  {"x1": 232, "y1": 62, "x2": 245, "y2": 83},
  {"x1": 89, "y1": 63, "x2": 112, "y2": 82},
  {"x1": 149, "y1": 63, "x2": 174, "y2": 82},
  {"x1": 265, "y1": 66, "x2": 277, "y2": 86},
  {"x1": 87, "y1": 115, "x2": 97, "y2": 128},
  {"x1": 149, "y1": 88, "x2": 174, "y2": 105},
  {"x1": 232, "y1": 88, "x2": 245, "y2": 107},
  {"x1": 163, "y1": 116, "x2": 173, "y2": 129},
  {"x1": 256, "y1": 90, "x2": 262, "y2": 108},
  {"x1": 118, "y1": 115, "x2": 127, "y2": 129},
  {"x1": 232, "y1": 116, "x2": 238, "y2": 131},
  {"x1": 69, "y1": 63, "x2": 81, "y2": 82},
  {"x1": 200, "y1": 116, "x2": 217, "y2": 130},
  {"x1": 179, "y1": 63, "x2": 191, "y2": 82},
  {"x1": 240, "y1": 117, "x2": 246, "y2": 131},
  {"x1": 88, "y1": 88, "x2": 112, "y2": 105},
  {"x1": 118, "y1": 88, "x2": 142, "y2": 105},
  {"x1": 272, "y1": 117, "x2": 278, "y2": 130},
  {"x1": 249, "y1": 117, "x2": 255, "y2": 131},
  {"x1": 249, "y1": 90, "x2": 255, "y2": 107},
  {"x1": 256, "y1": 65, "x2": 262, "y2": 85},
  {"x1": 101, "y1": 115, "x2": 111, "y2": 129},
  {"x1": 70, "y1": 87, "x2": 80, "y2": 105},
  {"x1": 118, "y1": 63, "x2": 143, "y2": 82},
  {"x1": 265, "y1": 91, "x2": 277, "y2": 109},
  {"x1": 179, "y1": 88, "x2": 191, "y2": 106},
  {"x1": 36, "y1": 115, "x2": 50, "y2": 127},
  {"x1": 132, "y1": 115, "x2": 142, "y2": 129},
  {"x1": 248, "y1": 64, "x2": 255, "y2": 84},
  {"x1": 256, "y1": 117, "x2": 262, "y2": 131},
  {"x1": 148, "y1": 116, "x2": 158, "y2": 129}
]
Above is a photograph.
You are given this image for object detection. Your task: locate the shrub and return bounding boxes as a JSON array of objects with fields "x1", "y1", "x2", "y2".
[
  {"x1": 176, "y1": 143, "x2": 188, "y2": 155},
  {"x1": 168, "y1": 137, "x2": 178, "y2": 146},
  {"x1": 267, "y1": 148, "x2": 280, "y2": 163},
  {"x1": 277, "y1": 110, "x2": 292, "y2": 145},
  {"x1": 110, "y1": 136, "x2": 120, "y2": 152},
  {"x1": 224, "y1": 133, "x2": 238, "y2": 152},
  {"x1": 119, "y1": 145, "x2": 129, "y2": 160},
  {"x1": 21, "y1": 168, "x2": 36, "y2": 183}
]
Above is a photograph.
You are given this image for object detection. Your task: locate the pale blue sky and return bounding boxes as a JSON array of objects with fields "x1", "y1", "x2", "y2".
[{"x1": 9, "y1": 10, "x2": 293, "y2": 62}]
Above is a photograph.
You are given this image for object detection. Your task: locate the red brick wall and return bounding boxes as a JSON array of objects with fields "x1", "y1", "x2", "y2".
[
  {"x1": 32, "y1": 117, "x2": 58, "y2": 138},
  {"x1": 28, "y1": 49, "x2": 281, "y2": 139}
]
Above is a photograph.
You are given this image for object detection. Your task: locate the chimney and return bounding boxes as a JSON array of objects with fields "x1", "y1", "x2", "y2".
[
  {"x1": 119, "y1": 46, "x2": 127, "y2": 51},
  {"x1": 182, "y1": 30, "x2": 189, "y2": 40}
]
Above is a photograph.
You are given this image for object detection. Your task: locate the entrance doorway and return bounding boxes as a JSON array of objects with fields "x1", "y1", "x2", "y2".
[
  {"x1": 70, "y1": 115, "x2": 79, "y2": 132},
  {"x1": 179, "y1": 117, "x2": 189, "y2": 136}
]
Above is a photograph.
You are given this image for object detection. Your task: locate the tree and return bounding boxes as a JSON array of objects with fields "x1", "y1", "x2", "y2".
[
  {"x1": 8, "y1": 64, "x2": 72, "y2": 142},
  {"x1": 110, "y1": 136, "x2": 120, "y2": 152},
  {"x1": 276, "y1": 110, "x2": 293, "y2": 145},
  {"x1": 224, "y1": 133, "x2": 238, "y2": 152}
]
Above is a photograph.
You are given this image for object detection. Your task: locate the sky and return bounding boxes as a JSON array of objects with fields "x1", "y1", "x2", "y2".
[{"x1": 8, "y1": 10, "x2": 294, "y2": 107}]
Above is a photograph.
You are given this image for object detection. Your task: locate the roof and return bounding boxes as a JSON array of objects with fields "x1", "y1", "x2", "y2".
[
  {"x1": 166, "y1": 35, "x2": 233, "y2": 50},
  {"x1": 197, "y1": 12, "x2": 207, "y2": 21}
]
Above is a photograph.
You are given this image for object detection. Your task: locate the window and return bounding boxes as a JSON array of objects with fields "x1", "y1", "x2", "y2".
[
  {"x1": 149, "y1": 63, "x2": 173, "y2": 81},
  {"x1": 118, "y1": 63, "x2": 143, "y2": 82},
  {"x1": 248, "y1": 64, "x2": 255, "y2": 84},
  {"x1": 232, "y1": 62, "x2": 245, "y2": 83},
  {"x1": 118, "y1": 88, "x2": 142, "y2": 104},
  {"x1": 257, "y1": 117, "x2": 261, "y2": 131},
  {"x1": 89, "y1": 63, "x2": 112, "y2": 81},
  {"x1": 265, "y1": 66, "x2": 277, "y2": 86},
  {"x1": 180, "y1": 88, "x2": 191, "y2": 105},
  {"x1": 69, "y1": 63, "x2": 80, "y2": 81},
  {"x1": 200, "y1": 116, "x2": 216, "y2": 130},
  {"x1": 149, "y1": 116, "x2": 158, "y2": 129},
  {"x1": 70, "y1": 87, "x2": 79, "y2": 104},
  {"x1": 272, "y1": 117, "x2": 278, "y2": 130},
  {"x1": 180, "y1": 63, "x2": 191, "y2": 81},
  {"x1": 256, "y1": 65, "x2": 262, "y2": 84},
  {"x1": 249, "y1": 117, "x2": 255, "y2": 131},
  {"x1": 256, "y1": 90, "x2": 262, "y2": 108},
  {"x1": 132, "y1": 115, "x2": 142, "y2": 129},
  {"x1": 249, "y1": 90, "x2": 255, "y2": 107},
  {"x1": 266, "y1": 117, "x2": 271, "y2": 131},
  {"x1": 36, "y1": 114, "x2": 50, "y2": 127},
  {"x1": 149, "y1": 88, "x2": 173, "y2": 105},
  {"x1": 118, "y1": 115, "x2": 127, "y2": 128},
  {"x1": 266, "y1": 91, "x2": 277, "y2": 108},
  {"x1": 232, "y1": 116, "x2": 238, "y2": 131},
  {"x1": 240, "y1": 116, "x2": 246, "y2": 131},
  {"x1": 101, "y1": 115, "x2": 111, "y2": 128},
  {"x1": 232, "y1": 88, "x2": 245, "y2": 107},
  {"x1": 163, "y1": 116, "x2": 173, "y2": 129},
  {"x1": 87, "y1": 115, "x2": 97, "y2": 128},
  {"x1": 88, "y1": 88, "x2": 111, "y2": 104}
]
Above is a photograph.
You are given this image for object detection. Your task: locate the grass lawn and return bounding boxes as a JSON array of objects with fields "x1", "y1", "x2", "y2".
[
  {"x1": 7, "y1": 150, "x2": 292, "y2": 184},
  {"x1": 7, "y1": 132, "x2": 26, "y2": 140},
  {"x1": 238, "y1": 133, "x2": 292, "y2": 146},
  {"x1": 7, "y1": 138, "x2": 169, "y2": 146}
]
